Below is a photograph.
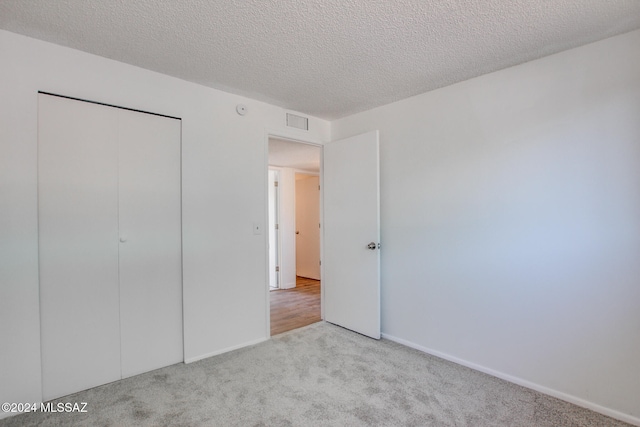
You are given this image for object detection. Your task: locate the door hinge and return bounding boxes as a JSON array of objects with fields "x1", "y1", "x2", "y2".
[
  {"x1": 275, "y1": 266, "x2": 280, "y2": 272},
  {"x1": 319, "y1": 260, "x2": 321, "y2": 266},
  {"x1": 275, "y1": 224, "x2": 279, "y2": 230},
  {"x1": 274, "y1": 181, "x2": 279, "y2": 187}
]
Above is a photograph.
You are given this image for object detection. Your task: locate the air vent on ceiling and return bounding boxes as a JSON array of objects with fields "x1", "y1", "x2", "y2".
[{"x1": 286, "y1": 113, "x2": 309, "y2": 131}]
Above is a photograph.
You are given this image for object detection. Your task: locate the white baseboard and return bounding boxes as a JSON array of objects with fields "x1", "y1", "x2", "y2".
[
  {"x1": 280, "y1": 281, "x2": 296, "y2": 289},
  {"x1": 184, "y1": 337, "x2": 269, "y2": 364},
  {"x1": 381, "y1": 333, "x2": 640, "y2": 426}
]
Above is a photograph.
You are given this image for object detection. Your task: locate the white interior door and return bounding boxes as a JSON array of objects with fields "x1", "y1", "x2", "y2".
[
  {"x1": 296, "y1": 175, "x2": 321, "y2": 280},
  {"x1": 39, "y1": 94, "x2": 122, "y2": 400},
  {"x1": 323, "y1": 130, "x2": 380, "y2": 339},
  {"x1": 118, "y1": 110, "x2": 183, "y2": 378}
]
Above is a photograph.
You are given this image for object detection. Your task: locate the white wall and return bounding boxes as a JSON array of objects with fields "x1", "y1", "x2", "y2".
[
  {"x1": 0, "y1": 29, "x2": 329, "y2": 414},
  {"x1": 333, "y1": 30, "x2": 640, "y2": 423}
]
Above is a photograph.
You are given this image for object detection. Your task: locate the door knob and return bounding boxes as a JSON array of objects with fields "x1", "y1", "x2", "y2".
[{"x1": 367, "y1": 242, "x2": 376, "y2": 250}]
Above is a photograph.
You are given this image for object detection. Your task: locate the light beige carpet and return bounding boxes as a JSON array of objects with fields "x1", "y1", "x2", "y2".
[{"x1": 1, "y1": 322, "x2": 631, "y2": 426}]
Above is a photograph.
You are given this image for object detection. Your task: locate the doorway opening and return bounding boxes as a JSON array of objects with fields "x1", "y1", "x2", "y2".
[{"x1": 267, "y1": 136, "x2": 322, "y2": 336}]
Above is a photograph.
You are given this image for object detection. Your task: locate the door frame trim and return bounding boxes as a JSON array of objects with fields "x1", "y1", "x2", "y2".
[{"x1": 267, "y1": 167, "x2": 282, "y2": 290}]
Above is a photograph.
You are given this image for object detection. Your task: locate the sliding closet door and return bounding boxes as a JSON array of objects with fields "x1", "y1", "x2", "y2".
[
  {"x1": 39, "y1": 94, "x2": 183, "y2": 398},
  {"x1": 118, "y1": 110, "x2": 183, "y2": 378},
  {"x1": 38, "y1": 94, "x2": 122, "y2": 400}
]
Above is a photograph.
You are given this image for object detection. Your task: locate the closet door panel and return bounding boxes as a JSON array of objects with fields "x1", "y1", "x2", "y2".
[
  {"x1": 38, "y1": 94, "x2": 122, "y2": 400},
  {"x1": 118, "y1": 110, "x2": 183, "y2": 378}
]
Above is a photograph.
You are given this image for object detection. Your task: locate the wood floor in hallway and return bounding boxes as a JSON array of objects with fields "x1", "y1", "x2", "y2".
[{"x1": 270, "y1": 276, "x2": 321, "y2": 336}]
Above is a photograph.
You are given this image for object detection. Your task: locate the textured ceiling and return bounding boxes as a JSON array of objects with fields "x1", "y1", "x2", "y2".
[
  {"x1": 1, "y1": 1, "x2": 640, "y2": 120},
  {"x1": 269, "y1": 138, "x2": 320, "y2": 172}
]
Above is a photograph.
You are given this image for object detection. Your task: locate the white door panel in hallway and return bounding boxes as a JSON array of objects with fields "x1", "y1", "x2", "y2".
[
  {"x1": 268, "y1": 169, "x2": 281, "y2": 289},
  {"x1": 295, "y1": 174, "x2": 321, "y2": 280}
]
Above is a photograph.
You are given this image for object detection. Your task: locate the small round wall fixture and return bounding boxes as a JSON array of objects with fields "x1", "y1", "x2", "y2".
[{"x1": 236, "y1": 104, "x2": 247, "y2": 115}]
